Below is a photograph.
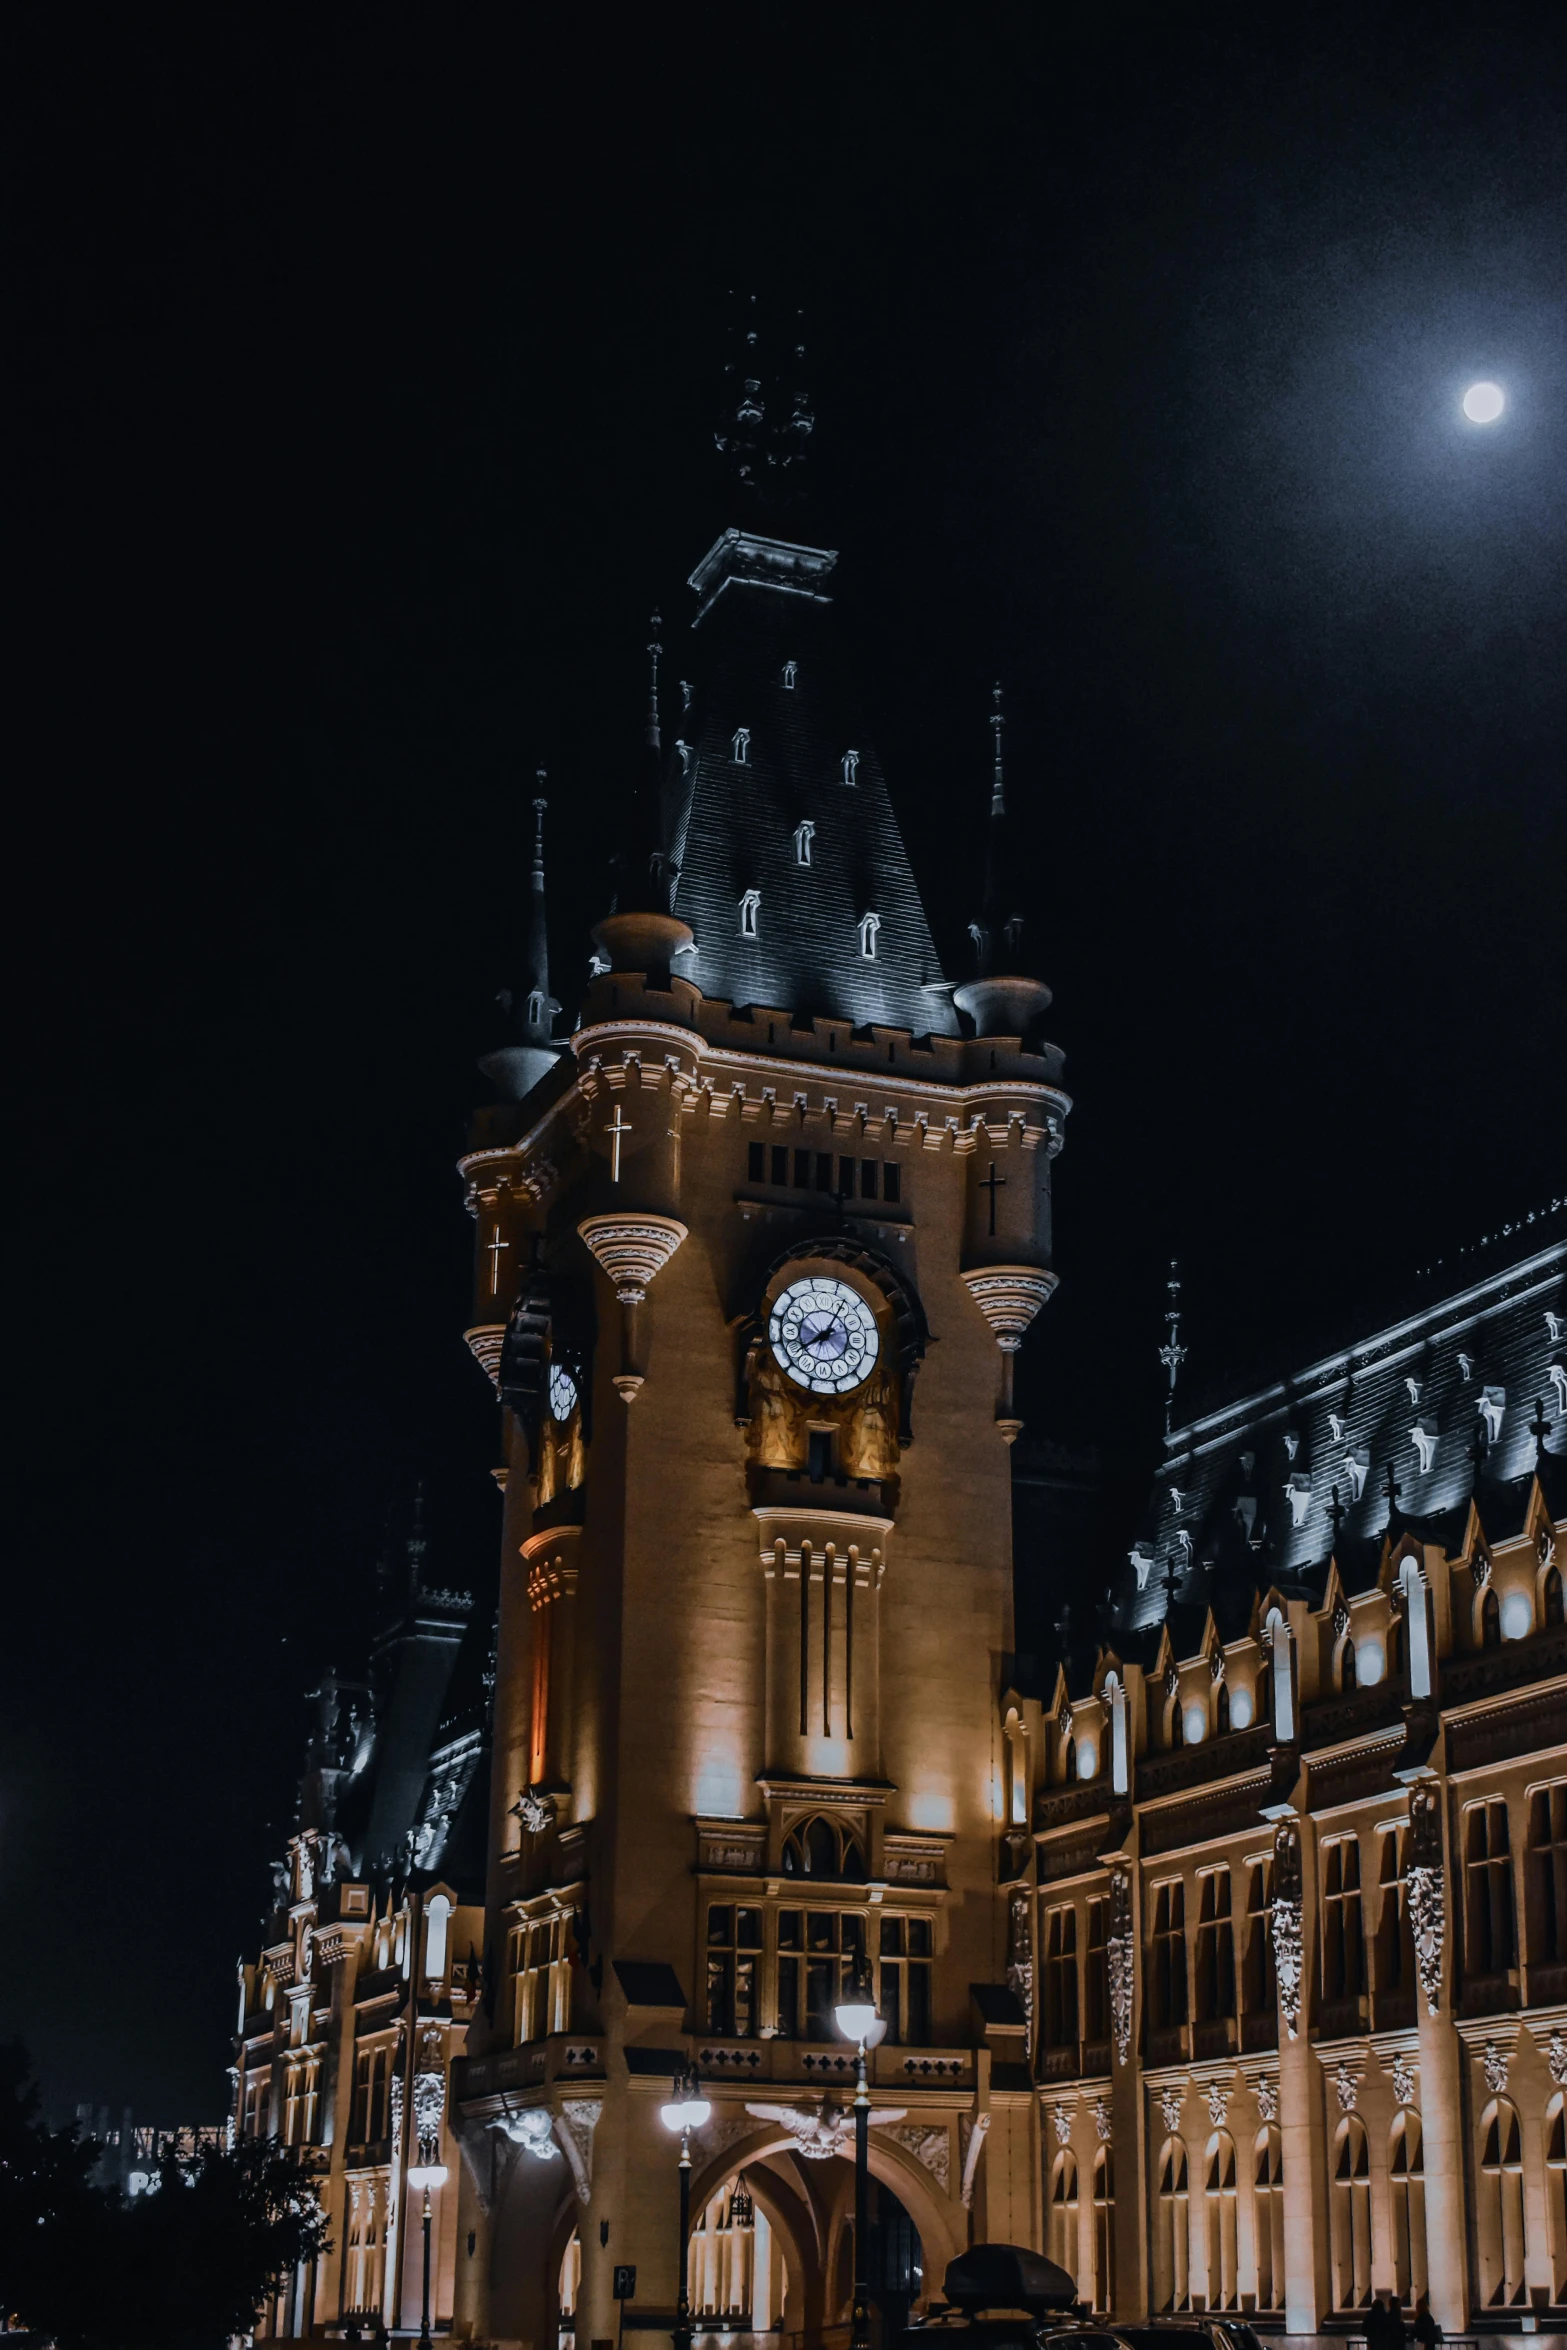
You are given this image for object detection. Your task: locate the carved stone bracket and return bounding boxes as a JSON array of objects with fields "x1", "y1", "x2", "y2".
[
  {"x1": 1051, "y1": 2105, "x2": 1073, "y2": 2148},
  {"x1": 1091, "y1": 2097, "x2": 1113, "y2": 2144},
  {"x1": 959, "y1": 2112, "x2": 991, "y2": 2209},
  {"x1": 889, "y1": 2122, "x2": 951, "y2": 2196},
  {"x1": 1482, "y1": 2040, "x2": 1509, "y2": 2097},
  {"x1": 1157, "y1": 2084, "x2": 1185, "y2": 2134},
  {"x1": 1547, "y1": 2031, "x2": 1567, "y2": 2088},
  {"x1": 1252, "y1": 2076, "x2": 1278, "y2": 2123},
  {"x1": 959, "y1": 1265, "x2": 1059, "y2": 1439},
  {"x1": 1270, "y1": 1818, "x2": 1304, "y2": 2041},
  {"x1": 556, "y1": 2098, "x2": 602, "y2": 2204},
  {"x1": 1333, "y1": 2063, "x2": 1361, "y2": 2115},
  {"x1": 1204, "y1": 2080, "x2": 1230, "y2": 2127},
  {"x1": 1390, "y1": 2055, "x2": 1416, "y2": 2108},
  {"x1": 576, "y1": 1213, "x2": 688, "y2": 1401},
  {"x1": 491, "y1": 2106, "x2": 558, "y2": 2163}
]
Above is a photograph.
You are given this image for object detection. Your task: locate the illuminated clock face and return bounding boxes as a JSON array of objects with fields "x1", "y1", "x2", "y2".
[
  {"x1": 768, "y1": 1276, "x2": 880, "y2": 1395},
  {"x1": 548, "y1": 1362, "x2": 579, "y2": 1421}
]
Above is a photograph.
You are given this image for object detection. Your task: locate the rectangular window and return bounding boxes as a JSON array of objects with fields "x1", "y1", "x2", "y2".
[
  {"x1": 777, "y1": 1908, "x2": 801, "y2": 2040},
  {"x1": 1529, "y1": 1783, "x2": 1567, "y2": 1962},
  {"x1": 1375, "y1": 1828, "x2": 1415, "y2": 1996},
  {"x1": 860, "y1": 1159, "x2": 878, "y2": 1201},
  {"x1": 1242, "y1": 1859, "x2": 1275, "y2": 2015},
  {"x1": 1150, "y1": 1881, "x2": 1187, "y2": 2029},
  {"x1": 878, "y1": 1915, "x2": 931, "y2": 2046},
  {"x1": 1322, "y1": 1836, "x2": 1366, "y2": 2003},
  {"x1": 1195, "y1": 1868, "x2": 1236, "y2": 2022},
  {"x1": 1044, "y1": 1904, "x2": 1079, "y2": 2050},
  {"x1": 838, "y1": 1156, "x2": 855, "y2": 1199},
  {"x1": 794, "y1": 1148, "x2": 812, "y2": 1189},
  {"x1": 1085, "y1": 1898, "x2": 1109, "y2": 2042},
  {"x1": 1465, "y1": 1798, "x2": 1515, "y2": 1976},
  {"x1": 705, "y1": 1904, "x2": 762, "y2": 2037},
  {"x1": 815, "y1": 1152, "x2": 834, "y2": 1193},
  {"x1": 882, "y1": 1161, "x2": 901, "y2": 1204},
  {"x1": 770, "y1": 1144, "x2": 789, "y2": 1187},
  {"x1": 747, "y1": 1141, "x2": 764, "y2": 1183}
]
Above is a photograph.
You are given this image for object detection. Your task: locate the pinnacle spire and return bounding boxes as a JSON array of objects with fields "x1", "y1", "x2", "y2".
[
  {"x1": 646, "y1": 614, "x2": 662, "y2": 754},
  {"x1": 952, "y1": 681, "x2": 1052, "y2": 1040},
  {"x1": 476, "y1": 769, "x2": 565, "y2": 1102},
  {"x1": 1159, "y1": 1260, "x2": 1188, "y2": 1437},
  {"x1": 714, "y1": 293, "x2": 814, "y2": 506}
]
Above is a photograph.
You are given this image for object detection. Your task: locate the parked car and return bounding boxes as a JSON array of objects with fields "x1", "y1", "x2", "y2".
[
  {"x1": 895, "y1": 2245, "x2": 1141, "y2": 2350},
  {"x1": 1116, "y1": 2323, "x2": 1269, "y2": 2350}
]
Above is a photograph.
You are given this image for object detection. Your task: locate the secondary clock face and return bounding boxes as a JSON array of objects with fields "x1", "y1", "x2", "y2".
[
  {"x1": 548, "y1": 1362, "x2": 579, "y2": 1422},
  {"x1": 768, "y1": 1276, "x2": 880, "y2": 1396}
]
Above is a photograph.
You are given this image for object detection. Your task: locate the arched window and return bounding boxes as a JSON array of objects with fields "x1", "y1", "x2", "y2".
[
  {"x1": 780, "y1": 1815, "x2": 866, "y2": 1882},
  {"x1": 1389, "y1": 1611, "x2": 1405, "y2": 1684},
  {"x1": 1157, "y1": 2138, "x2": 1191, "y2": 2312},
  {"x1": 1050, "y1": 2147, "x2": 1079, "y2": 2275},
  {"x1": 1546, "y1": 2093, "x2": 1567, "y2": 2308},
  {"x1": 1481, "y1": 1586, "x2": 1501, "y2": 1649},
  {"x1": 1331, "y1": 2116, "x2": 1372, "y2": 2309},
  {"x1": 423, "y1": 1892, "x2": 451, "y2": 1985},
  {"x1": 1205, "y1": 2132, "x2": 1239, "y2": 2309},
  {"x1": 1170, "y1": 1694, "x2": 1185, "y2": 1748},
  {"x1": 1217, "y1": 1681, "x2": 1231, "y2": 1736},
  {"x1": 1065, "y1": 1737, "x2": 1078, "y2": 1783},
  {"x1": 1396, "y1": 1559, "x2": 1432, "y2": 1699},
  {"x1": 1341, "y1": 1637, "x2": 1358, "y2": 1690},
  {"x1": 1389, "y1": 2110, "x2": 1427, "y2": 2309},
  {"x1": 1005, "y1": 1709, "x2": 1028, "y2": 1825},
  {"x1": 1544, "y1": 1564, "x2": 1564, "y2": 1627},
  {"x1": 688, "y1": 2180, "x2": 759, "y2": 2320},
  {"x1": 1092, "y1": 2147, "x2": 1114, "y2": 2312},
  {"x1": 1478, "y1": 2098, "x2": 1528, "y2": 2307},
  {"x1": 1254, "y1": 2127, "x2": 1284, "y2": 2312}
]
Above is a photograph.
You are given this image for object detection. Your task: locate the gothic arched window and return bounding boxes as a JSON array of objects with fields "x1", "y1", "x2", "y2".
[
  {"x1": 1205, "y1": 2131, "x2": 1239, "y2": 2309},
  {"x1": 1217, "y1": 1681, "x2": 1231, "y2": 1736},
  {"x1": 1254, "y1": 2127, "x2": 1284, "y2": 2312},
  {"x1": 1544, "y1": 1564, "x2": 1564, "y2": 1627},
  {"x1": 1332, "y1": 2116, "x2": 1372, "y2": 2309},
  {"x1": 1157, "y1": 2138, "x2": 1191, "y2": 2312},
  {"x1": 1389, "y1": 2109, "x2": 1427, "y2": 2309},
  {"x1": 781, "y1": 1815, "x2": 866, "y2": 1882},
  {"x1": 1050, "y1": 2147, "x2": 1079, "y2": 2275},
  {"x1": 1479, "y1": 2098, "x2": 1528, "y2": 2307},
  {"x1": 1546, "y1": 2094, "x2": 1567, "y2": 2308},
  {"x1": 1092, "y1": 2147, "x2": 1114, "y2": 2312},
  {"x1": 1341, "y1": 1637, "x2": 1358, "y2": 1690},
  {"x1": 1482, "y1": 1586, "x2": 1501, "y2": 1649}
]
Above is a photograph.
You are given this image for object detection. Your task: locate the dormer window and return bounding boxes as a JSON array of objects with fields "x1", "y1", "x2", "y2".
[
  {"x1": 782, "y1": 661, "x2": 797, "y2": 689},
  {"x1": 1410, "y1": 1422, "x2": 1437, "y2": 1474},
  {"x1": 857, "y1": 911, "x2": 881, "y2": 959},
  {"x1": 1479, "y1": 1385, "x2": 1506, "y2": 1444},
  {"x1": 1550, "y1": 1362, "x2": 1567, "y2": 1414},
  {"x1": 732, "y1": 727, "x2": 751, "y2": 764},
  {"x1": 841, "y1": 749, "x2": 860, "y2": 786},
  {"x1": 794, "y1": 819, "x2": 816, "y2": 867},
  {"x1": 1285, "y1": 1472, "x2": 1311, "y2": 1528},
  {"x1": 1328, "y1": 1412, "x2": 1346, "y2": 1444},
  {"x1": 526, "y1": 989, "x2": 546, "y2": 1031},
  {"x1": 739, "y1": 888, "x2": 761, "y2": 939},
  {"x1": 1344, "y1": 1448, "x2": 1369, "y2": 1501}
]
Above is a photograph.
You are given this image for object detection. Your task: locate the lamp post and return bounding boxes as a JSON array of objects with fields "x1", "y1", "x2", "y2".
[
  {"x1": 659, "y1": 2065, "x2": 711, "y2": 2350},
  {"x1": 835, "y1": 1952, "x2": 884, "y2": 2350},
  {"x1": 406, "y1": 2160, "x2": 449, "y2": 2347}
]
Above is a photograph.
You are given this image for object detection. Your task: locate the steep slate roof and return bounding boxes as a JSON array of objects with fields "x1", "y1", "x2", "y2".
[
  {"x1": 1116, "y1": 1227, "x2": 1567, "y2": 1635},
  {"x1": 662, "y1": 530, "x2": 957, "y2": 1037}
]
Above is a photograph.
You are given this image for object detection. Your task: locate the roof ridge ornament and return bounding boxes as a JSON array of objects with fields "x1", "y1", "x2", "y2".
[{"x1": 1159, "y1": 1260, "x2": 1188, "y2": 1438}]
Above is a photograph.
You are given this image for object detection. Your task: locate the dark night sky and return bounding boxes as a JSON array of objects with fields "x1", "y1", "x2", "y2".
[{"x1": 7, "y1": 8, "x2": 1566, "y2": 2120}]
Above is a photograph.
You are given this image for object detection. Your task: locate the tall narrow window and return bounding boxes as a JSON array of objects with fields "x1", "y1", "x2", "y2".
[
  {"x1": 877, "y1": 1915, "x2": 931, "y2": 2046},
  {"x1": 704, "y1": 1906, "x2": 761, "y2": 2037},
  {"x1": 1544, "y1": 1563, "x2": 1564, "y2": 1625},
  {"x1": 1465, "y1": 1798, "x2": 1516, "y2": 1977},
  {"x1": 1050, "y1": 2147, "x2": 1079, "y2": 2275},
  {"x1": 1084, "y1": 1898, "x2": 1109, "y2": 2045},
  {"x1": 1242, "y1": 1859, "x2": 1275, "y2": 2021},
  {"x1": 1529, "y1": 1782, "x2": 1567, "y2": 1963},
  {"x1": 857, "y1": 911, "x2": 881, "y2": 959},
  {"x1": 1150, "y1": 1882, "x2": 1188, "y2": 2030},
  {"x1": 1254, "y1": 2128, "x2": 1285, "y2": 2311},
  {"x1": 1389, "y1": 2110, "x2": 1427, "y2": 2309},
  {"x1": 1195, "y1": 1868, "x2": 1236, "y2": 2024},
  {"x1": 1478, "y1": 2099, "x2": 1528, "y2": 2307},
  {"x1": 1481, "y1": 1585, "x2": 1501, "y2": 1647},
  {"x1": 732, "y1": 727, "x2": 751, "y2": 763},
  {"x1": 1321, "y1": 1837, "x2": 1366, "y2": 2005},
  {"x1": 841, "y1": 749, "x2": 859, "y2": 785},
  {"x1": 1546, "y1": 2094, "x2": 1567, "y2": 2307},
  {"x1": 1092, "y1": 2148, "x2": 1114, "y2": 2312},
  {"x1": 1157, "y1": 2139, "x2": 1191, "y2": 2311},
  {"x1": 793, "y1": 819, "x2": 815, "y2": 865},
  {"x1": 1205, "y1": 2132, "x2": 1239, "y2": 2309},
  {"x1": 1376, "y1": 1827, "x2": 1416, "y2": 2000},
  {"x1": 782, "y1": 661, "x2": 797, "y2": 688},
  {"x1": 1332, "y1": 2116, "x2": 1372, "y2": 2309},
  {"x1": 1044, "y1": 1905, "x2": 1078, "y2": 2053},
  {"x1": 1341, "y1": 1637, "x2": 1358, "y2": 1689},
  {"x1": 739, "y1": 888, "x2": 760, "y2": 938}
]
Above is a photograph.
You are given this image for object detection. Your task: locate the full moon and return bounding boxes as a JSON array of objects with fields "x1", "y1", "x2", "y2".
[{"x1": 1463, "y1": 381, "x2": 1505, "y2": 424}]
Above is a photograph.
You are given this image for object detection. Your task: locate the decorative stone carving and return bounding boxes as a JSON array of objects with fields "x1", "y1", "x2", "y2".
[
  {"x1": 959, "y1": 2112, "x2": 991, "y2": 2209},
  {"x1": 890, "y1": 2123, "x2": 950, "y2": 2195},
  {"x1": 411, "y1": 2065, "x2": 447, "y2": 2165},
  {"x1": 745, "y1": 2097, "x2": 907, "y2": 2161},
  {"x1": 464, "y1": 1323, "x2": 506, "y2": 1390},
  {"x1": 1271, "y1": 1818, "x2": 1304, "y2": 2041},
  {"x1": 1051, "y1": 2105, "x2": 1073, "y2": 2148},
  {"x1": 1107, "y1": 1868, "x2": 1135, "y2": 2069},
  {"x1": 493, "y1": 2107, "x2": 558, "y2": 2162},
  {"x1": 1548, "y1": 2031, "x2": 1567, "y2": 2087},
  {"x1": 746, "y1": 1347, "x2": 806, "y2": 1470},
  {"x1": 1253, "y1": 2077, "x2": 1278, "y2": 2123},
  {"x1": 1057, "y1": 1699, "x2": 1072, "y2": 1740},
  {"x1": 1472, "y1": 1548, "x2": 1492, "y2": 1589},
  {"x1": 695, "y1": 2111, "x2": 756, "y2": 2162},
  {"x1": 1205, "y1": 2080, "x2": 1230, "y2": 2127},
  {"x1": 1210, "y1": 1649, "x2": 1226, "y2": 1683},
  {"x1": 844, "y1": 1381, "x2": 899, "y2": 1481},
  {"x1": 1482, "y1": 2040, "x2": 1508, "y2": 2096},
  {"x1": 513, "y1": 1786, "x2": 555, "y2": 1836},
  {"x1": 1332, "y1": 1598, "x2": 1350, "y2": 1639},
  {"x1": 1092, "y1": 2097, "x2": 1113, "y2": 2144},
  {"x1": 1407, "y1": 1781, "x2": 1445, "y2": 2017},
  {"x1": 1006, "y1": 1892, "x2": 1035, "y2": 2049},
  {"x1": 1157, "y1": 2085, "x2": 1185, "y2": 2133},
  {"x1": 556, "y1": 2099, "x2": 602, "y2": 2204},
  {"x1": 576, "y1": 1213, "x2": 688, "y2": 1401},
  {"x1": 1391, "y1": 2055, "x2": 1416, "y2": 2108},
  {"x1": 389, "y1": 2072, "x2": 404, "y2": 2163},
  {"x1": 1333, "y1": 2064, "x2": 1360, "y2": 2115},
  {"x1": 1164, "y1": 1662, "x2": 1180, "y2": 1700},
  {"x1": 959, "y1": 1266, "x2": 1059, "y2": 1350}
]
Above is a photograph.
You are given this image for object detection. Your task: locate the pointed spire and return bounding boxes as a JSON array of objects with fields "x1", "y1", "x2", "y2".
[
  {"x1": 477, "y1": 770, "x2": 564, "y2": 1102},
  {"x1": 715, "y1": 292, "x2": 814, "y2": 506},
  {"x1": 645, "y1": 614, "x2": 662, "y2": 753},
  {"x1": 1159, "y1": 1260, "x2": 1188, "y2": 1438},
  {"x1": 406, "y1": 1481, "x2": 428, "y2": 1598},
  {"x1": 589, "y1": 611, "x2": 693, "y2": 977},
  {"x1": 952, "y1": 681, "x2": 1053, "y2": 1040}
]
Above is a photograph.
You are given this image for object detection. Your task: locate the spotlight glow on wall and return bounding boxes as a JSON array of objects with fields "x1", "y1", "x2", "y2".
[
  {"x1": 1499, "y1": 1589, "x2": 1533, "y2": 1642},
  {"x1": 1463, "y1": 381, "x2": 1505, "y2": 424},
  {"x1": 1228, "y1": 1686, "x2": 1254, "y2": 1730},
  {"x1": 1183, "y1": 1704, "x2": 1208, "y2": 1746}
]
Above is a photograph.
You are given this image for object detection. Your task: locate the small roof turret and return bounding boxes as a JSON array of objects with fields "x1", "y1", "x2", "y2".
[
  {"x1": 591, "y1": 613, "x2": 695, "y2": 978},
  {"x1": 479, "y1": 776, "x2": 565, "y2": 1103},
  {"x1": 953, "y1": 683, "x2": 1053, "y2": 1042}
]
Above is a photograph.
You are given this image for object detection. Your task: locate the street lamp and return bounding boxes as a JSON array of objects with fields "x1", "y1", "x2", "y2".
[
  {"x1": 835, "y1": 1952, "x2": 886, "y2": 2350},
  {"x1": 659, "y1": 2066, "x2": 712, "y2": 2350},
  {"x1": 406, "y1": 2159, "x2": 449, "y2": 2348}
]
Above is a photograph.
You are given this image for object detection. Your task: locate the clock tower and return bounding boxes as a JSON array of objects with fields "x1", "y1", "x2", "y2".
[{"x1": 451, "y1": 362, "x2": 1070, "y2": 2343}]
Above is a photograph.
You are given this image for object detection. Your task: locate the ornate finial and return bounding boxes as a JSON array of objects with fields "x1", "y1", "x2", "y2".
[
  {"x1": 990, "y1": 683, "x2": 1005, "y2": 818},
  {"x1": 1530, "y1": 1394, "x2": 1552, "y2": 1463},
  {"x1": 1159, "y1": 1260, "x2": 1188, "y2": 1437},
  {"x1": 532, "y1": 772, "x2": 548, "y2": 870},
  {"x1": 646, "y1": 614, "x2": 663, "y2": 752},
  {"x1": 406, "y1": 1481, "x2": 428, "y2": 1595},
  {"x1": 715, "y1": 293, "x2": 812, "y2": 502}
]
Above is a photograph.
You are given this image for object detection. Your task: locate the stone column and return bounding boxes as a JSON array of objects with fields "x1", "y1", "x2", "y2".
[
  {"x1": 1107, "y1": 1855, "x2": 1147, "y2": 2319},
  {"x1": 1407, "y1": 1773, "x2": 1469, "y2": 2331},
  {"x1": 1265, "y1": 1807, "x2": 1330, "y2": 2331}
]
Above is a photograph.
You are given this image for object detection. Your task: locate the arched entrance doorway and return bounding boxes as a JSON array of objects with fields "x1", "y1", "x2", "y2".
[{"x1": 861, "y1": 2174, "x2": 923, "y2": 2346}]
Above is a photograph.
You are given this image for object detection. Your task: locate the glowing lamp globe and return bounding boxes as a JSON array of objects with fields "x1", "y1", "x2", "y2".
[
  {"x1": 406, "y1": 2162, "x2": 448, "y2": 2190},
  {"x1": 835, "y1": 1953, "x2": 881, "y2": 2047},
  {"x1": 661, "y1": 2068, "x2": 711, "y2": 2133},
  {"x1": 1463, "y1": 382, "x2": 1505, "y2": 424}
]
